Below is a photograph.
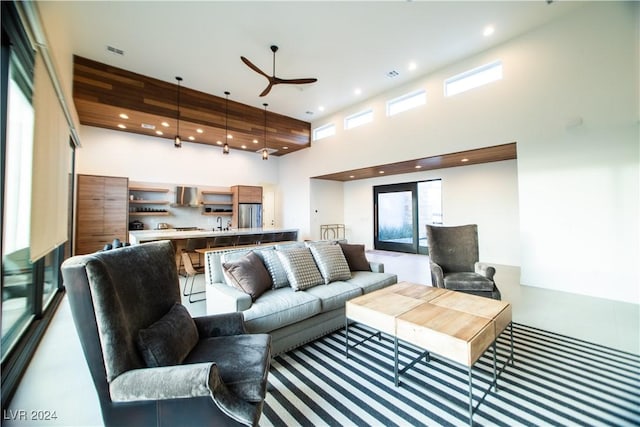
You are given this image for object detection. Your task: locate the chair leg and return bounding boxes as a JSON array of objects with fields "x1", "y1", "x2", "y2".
[{"x1": 184, "y1": 274, "x2": 205, "y2": 303}]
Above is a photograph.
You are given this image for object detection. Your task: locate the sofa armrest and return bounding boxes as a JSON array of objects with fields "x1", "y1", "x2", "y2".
[
  {"x1": 110, "y1": 363, "x2": 258, "y2": 426},
  {"x1": 193, "y1": 312, "x2": 247, "y2": 337},
  {"x1": 429, "y1": 261, "x2": 445, "y2": 288},
  {"x1": 368, "y1": 262, "x2": 385, "y2": 273},
  {"x1": 475, "y1": 262, "x2": 496, "y2": 281},
  {"x1": 206, "y1": 282, "x2": 252, "y2": 314}
]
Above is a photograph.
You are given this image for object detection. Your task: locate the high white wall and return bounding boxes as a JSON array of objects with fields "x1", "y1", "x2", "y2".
[{"x1": 279, "y1": 3, "x2": 639, "y2": 303}]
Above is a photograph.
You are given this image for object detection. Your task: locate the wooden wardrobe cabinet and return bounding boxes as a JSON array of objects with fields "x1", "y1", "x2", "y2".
[{"x1": 75, "y1": 174, "x2": 129, "y2": 254}]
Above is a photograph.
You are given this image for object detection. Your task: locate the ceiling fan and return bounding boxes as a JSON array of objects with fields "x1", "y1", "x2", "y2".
[{"x1": 241, "y1": 45, "x2": 318, "y2": 97}]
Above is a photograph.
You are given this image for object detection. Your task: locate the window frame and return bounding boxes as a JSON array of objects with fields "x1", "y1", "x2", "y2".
[
  {"x1": 386, "y1": 89, "x2": 426, "y2": 117},
  {"x1": 344, "y1": 108, "x2": 374, "y2": 130},
  {"x1": 444, "y1": 60, "x2": 503, "y2": 97},
  {"x1": 312, "y1": 123, "x2": 336, "y2": 141}
]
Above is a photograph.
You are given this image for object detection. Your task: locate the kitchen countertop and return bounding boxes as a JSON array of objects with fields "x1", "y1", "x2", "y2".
[{"x1": 129, "y1": 228, "x2": 298, "y2": 244}]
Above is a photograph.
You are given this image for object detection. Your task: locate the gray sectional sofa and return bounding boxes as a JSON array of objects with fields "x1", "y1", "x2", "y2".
[{"x1": 204, "y1": 241, "x2": 398, "y2": 356}]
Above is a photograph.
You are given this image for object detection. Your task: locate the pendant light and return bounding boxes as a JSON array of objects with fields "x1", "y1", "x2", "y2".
[
  {"x1": 174, "y1": 76, "x2": 182, "y2": 148},
  {"x1": 262, "y1": 103, "x2": 269, "y2": 160},
  {"x1": 223, "y1": 91, "x2": 230, "y2": 155}
]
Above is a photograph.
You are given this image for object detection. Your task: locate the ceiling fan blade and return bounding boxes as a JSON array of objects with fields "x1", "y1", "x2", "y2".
[
  {"x1": 241, "y1": 56, "x2": 270, "y2": 78},
  {"x1": 259, "y1": 82, "x2": 275, "y2": 97},
  {"x1": 275, "y1": 77, "x2": 318, "y2": 85}
]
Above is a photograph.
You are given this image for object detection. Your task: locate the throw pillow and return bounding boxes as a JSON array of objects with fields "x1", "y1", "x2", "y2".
[
  {"x1": 339, "y1": 243, "x2": 371, "y2": 271},
  {"x1": 137, "y1": 303, "x2": 199, "y2": 367},
  {"x1": 276, "y1": 247, "x2": 324, "y2": 291},
  {"x1": 255, "y1": 249, "x2": 289, "y2": 289},
  {"x1": 222, "y1": 251, "x2": 272, "y2": 301},
  {"x1": 310, "y1": 244, "x2": 352, "y2": 284}
]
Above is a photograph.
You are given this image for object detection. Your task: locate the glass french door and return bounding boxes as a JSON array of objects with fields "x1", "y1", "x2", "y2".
[{"x1": 374, "y1": 180, "x2": 442, "y2": 254}]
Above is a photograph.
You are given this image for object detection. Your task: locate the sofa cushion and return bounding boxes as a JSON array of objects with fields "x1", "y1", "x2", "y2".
[
  {"x1": 339, "y1": 243, "x2": 372, "y2": 271},
  {"x1": 444, "y1": 272, "x2": 495, "y2": 291},
  {"x1": 255, "y1": 249, "x2": 289, "y2": 289},
  {"x1": 310, "y1": 244, "x2": 352, "y2": 284},
  {"x1": 305, "y1": 281, "x2": 363, "y2": 312},
  {"x1": 276, "y1": 247, "x2": 324, "y2": 291},
  {"x1": 348, "y1": 271, "x2": 399, "y2": 294},
  {"x1": 241, "y1": 287, "x2": 322, "y2": 333},
  {"x1": 222, "y1": 251, "x2": 272, "y2": 301},
  {"x1": 184, "y1": 333, "x2": 271, "y2": 402},
  {"x1": 136, "y1": 303, "x2": 199, "y2": 367}
]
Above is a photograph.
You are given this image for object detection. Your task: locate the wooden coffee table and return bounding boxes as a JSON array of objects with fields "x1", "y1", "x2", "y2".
[{"x1": 345, "y1": 282, "x2": 513, "y2": 425}]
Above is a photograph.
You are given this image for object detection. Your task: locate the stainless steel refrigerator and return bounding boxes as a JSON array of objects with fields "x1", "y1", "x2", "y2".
[{"x1": 237, "y1": 204, "x2": 262, "y2": 228}]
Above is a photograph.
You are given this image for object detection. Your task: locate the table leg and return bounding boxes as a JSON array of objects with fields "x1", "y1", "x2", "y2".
[
  {"x1": 345, "y1": 318, "x2": 349, "y2": 359},
  {"x1": 492, "y1": 341, "x2": 498, "y2": 392},
  {"x1": 510, "y1": 321, "x2": 514, "y2": 365},
  {"x1": 394, "y1": 336, "x2": 400, "y2": 387},
  {"x1": 468, "y1": 367, "x2": 473, "y2": 426}
]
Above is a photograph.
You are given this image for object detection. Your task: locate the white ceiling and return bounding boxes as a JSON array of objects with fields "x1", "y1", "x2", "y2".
[{"x1": 45, "y1": 1, "x2": 583, "y2": 123}]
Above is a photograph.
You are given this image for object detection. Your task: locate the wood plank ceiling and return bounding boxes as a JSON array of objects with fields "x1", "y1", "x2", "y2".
[
  {"x1": 73, "y1": 55, "x2": 311, "y2": 156},
  {"x1": 313, "y1": 143, "x2": 517, "y2": 181}
]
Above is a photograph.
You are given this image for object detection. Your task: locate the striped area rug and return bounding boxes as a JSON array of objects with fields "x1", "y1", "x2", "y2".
[{"x1": 262, "y1": 323, "x2": 640, "y2": 427}]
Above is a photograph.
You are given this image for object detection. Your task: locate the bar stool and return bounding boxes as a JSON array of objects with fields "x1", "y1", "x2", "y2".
[
  {"x1": 236, "y1": 234, "x2": 257, "y2": 246},
  {"x1": 181, "y1": 238, "x2": 207, "y2": 274},
  {"x1": 181, "y1": 252, "x2": 205, "y2": 303},
  {"x1": 210, "y1": 235, "x2": 236, "y2": 248}
]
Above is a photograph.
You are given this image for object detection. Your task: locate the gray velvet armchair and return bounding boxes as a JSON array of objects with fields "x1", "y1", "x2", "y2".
[
  {"x1": 426, "y1": 224, "x2": 501, "y2": 300},
  {"x1": 61, "y1": 240, "x2": 271, "y2": 426}
]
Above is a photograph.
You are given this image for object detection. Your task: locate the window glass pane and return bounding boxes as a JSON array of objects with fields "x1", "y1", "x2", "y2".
[
  {"x1": 418, "y1": 179, "x2": 443, "y2": 249},
  {"x1": 42, "y1": 250, "x2": 59, "y2": 310},
  {"x1": 344, "y1": 109, "x2": 373, "y2": 130},
  {"x1": 2, "y1": 52, "x2": 35, "y2": 361},
  {"x1": 377, "y1": 191, "x2": 413, "y2": 244},
  {"x1": 445, "y1": 60, "x2": 502, "y2": 97},
  {"x1": 313, "y1": 123, "x2": 335, "y2": 141},
  {"x1": 387, "y1": 90, "x2": 426, "y2": 116}
]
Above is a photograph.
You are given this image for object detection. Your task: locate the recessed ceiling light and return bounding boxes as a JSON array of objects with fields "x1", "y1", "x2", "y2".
[
  {"x1": 188, "y1": 136, "x2": 195, "y2": 141},
  {"x1": 461, "y1": 158, "x2": 469, "y2": 162},
  {"x1": 318, "y1": 106, "x2": 325, "y2": 112},
  {"x1": 354, "y1": 88, "x2": 362, "y2": 96},
  {"x1": 483, "y1": 25, "x2": 495, "y2": 37},
  {"x1": 241, "y1": 145, "x2": 247, "y2": 149},
  {"x1": 161, "y1": 122, "x2": 170, "y2": 127},
  {"x1": 283, "y1": 146, "x2": 288, "y2": 150},
  {"x1": 227, "y1": 134, "x2": 233, "y2": 139},
  {"x1": 155, "y1": 130, "x2": 163, "y2": 135},
  {"x1": 349, "y1": 175, "x2": 355, "y2": 179},
  {"x1": 408, "y1": 62, "x2": 417, "y2": 71},
  {"x1": 253, "y1": 139, "x2": 259, "y2": 144},
  {"x1": 117, "y1": 124, "x2": 126, "y2": 129},
  {"x1": 379, "y1": 170, "x2": 385, "y2": 174},
  {"x1": 119, "y1": 113, "x2": 129, "y2": 119},
  {"x1": 216, "y1": 140, "x2": 222, "y2": 145},
  {"x1": 415, "y1": 165, "x2": 422, "y2": 169},
  {"x1": 196, "y1": 128, "x2": 203, "y2": 134}
]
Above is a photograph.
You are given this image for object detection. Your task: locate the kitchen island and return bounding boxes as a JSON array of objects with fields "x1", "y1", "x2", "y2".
[{"x1": 129, "y1": 228, "x2": 298, "y2": 245}]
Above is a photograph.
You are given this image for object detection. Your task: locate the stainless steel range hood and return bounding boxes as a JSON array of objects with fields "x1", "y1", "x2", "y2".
[{"x1": 173, "y1": 186, "x2": 198, "y2": 207}]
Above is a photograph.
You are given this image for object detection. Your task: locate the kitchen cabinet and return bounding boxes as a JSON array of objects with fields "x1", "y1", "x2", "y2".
[
  {"x1": 232, "y1": 185, "x2": 263, "y2": 204},
  {"x1": 76, "y1": 174, "x2": 128, "y2": 254},
  {"x1": 201, "y1": 190, "x2": 233, "y2": 216},
  {"x1": 231, "y1": 186, "x2": 263, "y2": 228},
  {"x1": 129, "y1": 186, "x2": 170, "y2": 216}
]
